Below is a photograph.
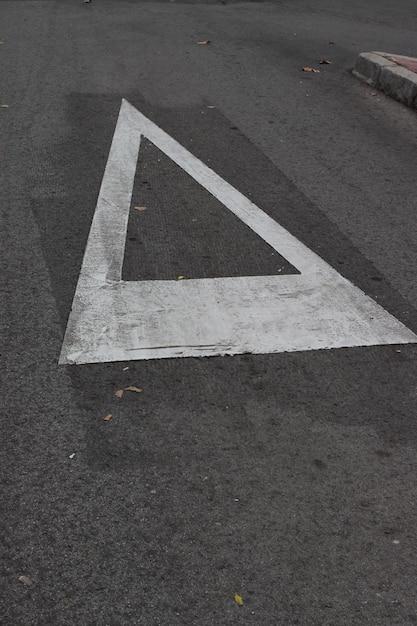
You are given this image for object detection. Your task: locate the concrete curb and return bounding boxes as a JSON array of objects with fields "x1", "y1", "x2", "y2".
[{"x1": 353, "y1": 51, "x2": 417, "y2": 108}]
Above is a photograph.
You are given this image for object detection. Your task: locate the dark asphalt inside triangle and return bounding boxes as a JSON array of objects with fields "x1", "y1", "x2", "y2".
[{"x1": 122, "y1": 138, "x2": 299, "y2": 281}]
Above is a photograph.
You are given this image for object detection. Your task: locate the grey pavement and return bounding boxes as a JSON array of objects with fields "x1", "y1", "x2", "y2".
[{"x1": 1, "y1": 0, "x2": 417, "y2": 624}]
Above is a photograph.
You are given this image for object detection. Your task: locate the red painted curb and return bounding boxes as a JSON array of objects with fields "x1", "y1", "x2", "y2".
[{"x1": 386, "y1": 54, "x2": 417, "y2": 75}]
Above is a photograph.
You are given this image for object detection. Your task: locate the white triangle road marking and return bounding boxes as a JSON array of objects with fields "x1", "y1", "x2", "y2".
[{"x1": 59, "y1": 99, "x2": 417, "y2": 364}]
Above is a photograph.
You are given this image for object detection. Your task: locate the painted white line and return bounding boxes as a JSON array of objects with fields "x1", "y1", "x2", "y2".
[{"x1": 59, "y1": 100, "x2": 417, "y2": 364}]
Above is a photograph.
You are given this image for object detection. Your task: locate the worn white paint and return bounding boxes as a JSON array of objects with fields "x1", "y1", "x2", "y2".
[{"x1": 59, "y1": 100, "x2": 417, "y2": 364}]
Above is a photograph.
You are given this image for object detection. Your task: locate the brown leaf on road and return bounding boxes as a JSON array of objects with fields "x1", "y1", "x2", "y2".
[
  {"x1": 124, "y1": 386, "x2": 143, "y2": 393},
  {"x1": 197, "y1": 40, "x2": 210, "y2": 45},
  {"x1": 234, "y1": 594, "x2": 244, "y2": 606},
  {"x1": 114, "y1": 389, "x2": 124, "y2": 399},
  {"x1": 319, "y1": 58, "x2": 332, "y2": 64},
  {"x1": 18, "y1": 575, "x2": 33, "y2": 586},
  {"x1": 302, "y1": 66, "x2": 320, "y2": 73},
  {"x1": 102, "y1": 414, "x2": 113, "y2": 421}
]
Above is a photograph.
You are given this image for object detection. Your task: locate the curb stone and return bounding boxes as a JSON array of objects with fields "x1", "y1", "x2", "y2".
[{"x1": 353, "y1": 51, "x2": 417, "y2": 108}]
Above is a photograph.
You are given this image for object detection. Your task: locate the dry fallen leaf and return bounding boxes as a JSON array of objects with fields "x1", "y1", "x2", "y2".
[
  {"x1": 124, "y1": 386, "x2": 143, "y2": 393},
  {"x1": 197, "y1": 40, "x2": 210, "y2": 45},
  {"x1": 102, "y1": 414, "x2": 113, "y2": 421},
  {"x1": 134, "y1": 206, "x2": 147, "y2": 212},
  {"x1": 18, "y1": 575, "x2": 33, "y2": 586},
  {"x1": 234, "y1": 594, "x2": 244, "y2": 606},
  {"x1": 115, "y1": 389, "x2": 124, "y2": 399},
  {"x1": 319, "y1": 58, "x2": 332, "y2": 64},
  {"x1": 302, "y1": 66, "x2": 320, "y2": 73}
]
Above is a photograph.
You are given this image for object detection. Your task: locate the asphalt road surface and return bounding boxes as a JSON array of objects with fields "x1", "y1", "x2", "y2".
[{"x1": 2, "y1": 0, "x2": 417, "y2": 624}]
